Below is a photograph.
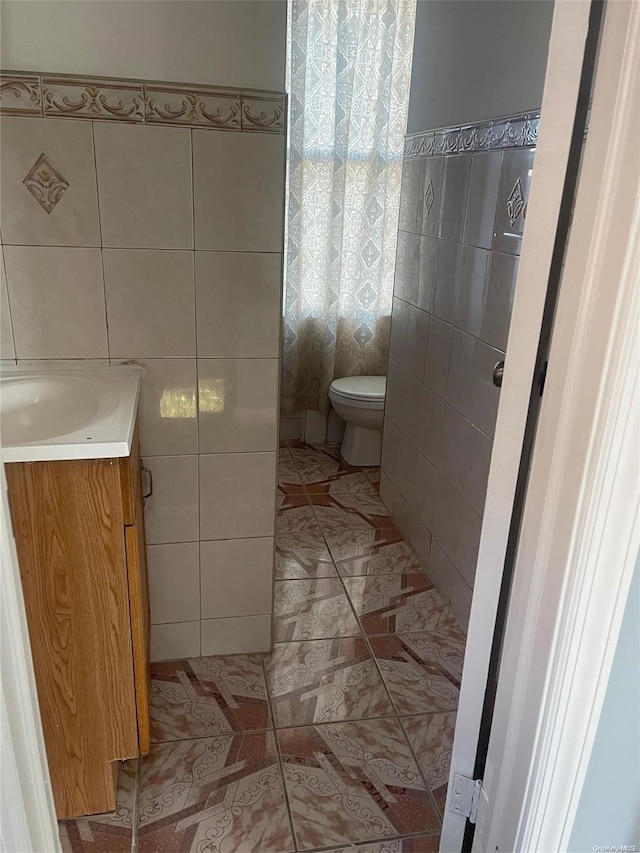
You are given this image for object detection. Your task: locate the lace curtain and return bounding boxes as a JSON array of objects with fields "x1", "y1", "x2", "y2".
[{"x1": 282, "y1": 0, "x2": 416, "y2": 412}]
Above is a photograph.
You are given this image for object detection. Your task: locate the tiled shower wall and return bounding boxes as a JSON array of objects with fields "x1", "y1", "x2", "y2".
[
  {"x1": 380, "y1": 115, "x2": 537, "y2": 628},
  {"x1": 0, "y1": 73, "x2": 285, "y2": 660}
]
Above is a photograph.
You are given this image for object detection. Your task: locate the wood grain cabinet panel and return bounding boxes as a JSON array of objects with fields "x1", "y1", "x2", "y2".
[{"x1": 6, "y1": 432, "x2": 150, "y2": 819}]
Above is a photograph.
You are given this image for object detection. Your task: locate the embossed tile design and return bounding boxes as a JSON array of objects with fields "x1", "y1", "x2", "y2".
[
  {"x1": 369, "y1": 632, "x2": 464, "y2": 716},
  {"x1": 23, "y1": 152, "x2": 69, "y2": 213},
  {"x1": 290, "y1": 446, "x2": 360, "y2": 487},
  {"x1": 278, "y1": 718, "x2": 440, "y2": 850},
  {"x1": 0, "y1": 75, "x2": 42, "y2": 115},
  {"x1": 149, "y1": 655, "x2": 270, "y2": 743},
  {"x1": 137, "y1": 732, "x2": 294, "y2": 852},
  {"x1": 324, "y1": 527, "x2": 405, "y2": 562},
  {"x1": 43, "y1": 78, "x2": 144, "y2": 122},
  {"x1": 145, "y1": 85, "x2": 241, "y2": 129},
  {"x1": 58, "y1": 760, "x2": 136, "y2": 852},
  {"x1": 265, "y1": 638, "x2": 394, "y2": 727},
  {"x1": 276, "y1": 530, "x2": 338, "y2": 579},
  {"x1": 241, "y1": 94, "x2": 286, "y2": 133},
  {"x1": 402, "y1": 712, "x2": 457, "y2": 813},
  {"x1": 342, "y1": 574, "x2": 459, "y2": 635},
  {"x1": 336, "y1": 540, "x2": 424, "y2": 577},
  {"x1": 273, "y1": 578, "x2": 361, "y2": 641}
]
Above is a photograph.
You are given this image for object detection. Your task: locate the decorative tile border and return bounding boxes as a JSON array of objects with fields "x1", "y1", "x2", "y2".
[
  {"x1": 404, "y1": 111, "x2": 540, "y2": 158},
  {"x1": 0, "y1": 72, "x2": 285, "y2": 133}
]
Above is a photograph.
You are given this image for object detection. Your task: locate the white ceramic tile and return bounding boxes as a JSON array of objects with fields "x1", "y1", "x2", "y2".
[
  {"x1": 446, "y1": 328, "x2": 476, "y2": 420},
  {"x1": 0, "y1": 117, "x2": 100, "y2": 247},
  {"x1": 1, "y1": 257, "x2": 16, "y2": 360},
  {"x1": 150, "y1": 621, "x2": 200, "y2": 662},
  {"x1": 3, "y1": 246, "x2": 107, "y2": 359},
  {"x1": 94, "y1": 123, "x2": 192, "y2": 249},
  {"x1": 405, "y1": 305, "x2": 430, "y2": 381},
  {"x1": 195, "y1": 251, "x2": 281, "y2": 358},
  {"x1": 454, "y1": 245, "x2": 489, "y2": 337},
  {"x1": 103, "y1": 249, "x2": 195, "y2": 358},
  {"x1": 402, "y1": 371, "x2": 426, "y2": 450},
  {"x1": 415, "y1": 384, "x2": 440, "y2": 462},
  {"x1": 493, "y1": 148, "x2": 535, "y2": 256},
  {"x1": 200, "y1": 537, "x2": 273, "y2": 619},
  {"x1": 432, "y1": 473, "x2": 463, "y2": 564},
  {"x1": 200, "y1": 614, "x2": 272, "y2": 656},
  {"x1": 418, "y1": 156, "x2": 444, "y2": 238},
  {"x1": 381, "y1": 417, "x2": 416, "y2": 505},
  {"x1": 393, "y1": 231, "x2": 417, "y2": 304},
  {"x1": 439, "y1": 154, "x2": 472, "y2": 243},
  {"x1": 430, "y1": 399, "x2": 472, "y2": 493},
  {"x1": 432, "y1": 240, "x2": 461, "y2": 324},
  {"x1": 198, "y1": 358, "x2": 278, "y2": 453},
  {"x1": 388, "y1": 296, "x2": 409, "y2": 368},
  {"x1": 143, "y1": 455, "x2": 199, "y2": 545},
  {"x1": 450, "y1": 569, "x2": 473, "y2": 630},
  {"x1": 412, "y1": 235, "x2": 437, "y2": 312},
  {"x1": 199, "y1": 452, "x2": 276, "y2": 540},
  {"x1": 147, "y1": 542, "x2": 200, "y2": 625},
  {"x1": 409, "y1": 520, "x2": 431, "y2": 570},
  {"x1": 471, "y1": 340, "x2": 504, "y2": 439},
  {"x1": 137, "y1": 359, "x2": 198, "y2": 456},
  {"x1": 383, "y1": 358, "x2": 411, "y2": 436},
  {"x1": 427, "y1": 541, "x2": 455, "y2": 602},
  {"x1": 482, "y1": 252, "x2": 519, "y2": 351},
  {"x1": 463, "y1": 426, "x2": 493, "y2": 515},
  {"x1": 398, "y1": 158, "x2": 421, "y2": 233},
  {"x1": 378, "y1": 470, "x2": 395, "y2": 515},
  {"x1": 304, "y1": 409, "x2": 328, "y2": 444},
  {"x1": 413, "y1": 451, "x2": 438, "y2": 532},
  {"x1": 424, "y1": 315, "x2": 452, "y2": 397},
  {"x1": 193, "y1": 130, "x2": 284, "y2": 251},
  {"x1": 455, "y1": 499, "x2": 483, "y2": 587},
  {"x1": 463, "y1": 151, "x2": 503, "y2": 249}
]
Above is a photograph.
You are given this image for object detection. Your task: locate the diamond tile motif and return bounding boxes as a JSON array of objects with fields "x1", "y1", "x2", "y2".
[
  {"x1": 506, "y1": 176, "x2": 525, "y2": 226},
  {"x1": 273, "y1": 578, "x2": 361, "y2": 641},
  {"x1": 23, "y1": 152, "x2": 69, "y2": 213},
  {"x1": 425, "y1": 178, "x2": 435, "y2": 214}
]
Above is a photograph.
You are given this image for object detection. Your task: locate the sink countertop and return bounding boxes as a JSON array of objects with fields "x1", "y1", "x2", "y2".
[{"x1": 0, "y1": 364, "x2": 143, "y2": 463}]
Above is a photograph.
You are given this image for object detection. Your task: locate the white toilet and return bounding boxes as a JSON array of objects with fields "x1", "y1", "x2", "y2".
[{"x1": 328, "y1": 375, "x2": 387, "y2": 466}]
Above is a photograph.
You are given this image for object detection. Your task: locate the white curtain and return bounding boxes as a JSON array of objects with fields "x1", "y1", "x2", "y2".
[{"x1": 283, "y1": 0, "x2": 416, "y2": 412}]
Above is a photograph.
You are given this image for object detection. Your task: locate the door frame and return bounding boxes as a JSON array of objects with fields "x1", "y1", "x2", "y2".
[
  {"x1": 441, "y1": 1, "x2": 595, "y2": 847},
  {"x1": 474, "y1": 0, "x2": 640, "y2": 848}
]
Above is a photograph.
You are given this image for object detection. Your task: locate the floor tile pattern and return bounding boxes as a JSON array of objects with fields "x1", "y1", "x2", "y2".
[{"x1": 58, "y1": 444, "x2": 466, "y2": 852}]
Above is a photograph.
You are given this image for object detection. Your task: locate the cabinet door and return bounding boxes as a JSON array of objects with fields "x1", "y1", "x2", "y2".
[{"x1": 124, "y1": 512, "x2": 150, "y2": 754}]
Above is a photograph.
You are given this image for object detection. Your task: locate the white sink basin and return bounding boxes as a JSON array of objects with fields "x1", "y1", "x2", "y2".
[{"x1": 0, "y1": 366, "x2": 142, "y2": 462}]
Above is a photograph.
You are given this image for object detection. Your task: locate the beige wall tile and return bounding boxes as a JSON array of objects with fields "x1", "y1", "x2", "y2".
[
  {"x1": 200, "y1": 537, "x2": 273, "y2": 619},
  {"x1": 150, "y1": 621, "x2": 200, "y2": 662},
  {"x1": 147, "y1": 542, "x2": 200, "y2": 625},
  {"x1": 198, "y1": 358, "x2": 278, "y2": 453},
  {"x1": 1, "y1": 256, "x2": 16, "y2": 360},
  {"x1": 94, "y1": 123, "x2": 192, "y2": 248},
  {"x1": 450, "y1": 568, "x2": 473, "y2": 630},
  {"x1": 193, "y1": 130, "x2": 284, "y2": 251},
  {"x1": 199, "y1": 451, "x2": 276, "y2": 540},
  {"x1": 3, "y1": 246, "x2": 107, "y2": 359},
  {"x1": 137, "y1": 359, "x2": 198, "y2": 456},
  {"x1": 195, "y1": 251, "x2": 281, "y2": 358},
  {"x1": 200, "y1": 614, "x2": 271, "y2": 656},
  {"x1": 103, "y1": 249, "x2": 195, "y2": 358},
  {"x1": 143, "y1": 455, "x2": 199, "y2": 545},
  {"x1": 0, "y1": 117, "x2": 100, "y2": 246}
]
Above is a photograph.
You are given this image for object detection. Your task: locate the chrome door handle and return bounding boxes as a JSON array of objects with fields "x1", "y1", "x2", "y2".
[
  {"x1": 140, "y1": 460, "x2": 153, "y2": 503},
  {"x1": 493, "y1": 361, "x2": 504, "y2": 388}
]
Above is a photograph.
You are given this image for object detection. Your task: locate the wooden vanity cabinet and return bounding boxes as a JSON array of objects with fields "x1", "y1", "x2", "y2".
[{"x1": 5, "y1": 428, "x2": 150, "y2": 819}]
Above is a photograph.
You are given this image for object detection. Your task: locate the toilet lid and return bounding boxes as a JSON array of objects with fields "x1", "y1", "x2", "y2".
[{"x1": 330, "y1": 376, "x2": 386, "y2": 401}]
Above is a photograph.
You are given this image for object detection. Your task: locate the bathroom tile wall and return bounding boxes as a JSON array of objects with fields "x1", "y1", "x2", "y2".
[
  {"x1": 0, "y1": 73, "x2": 286, "y2": 659},
  {"x1": 380, "y1": 117, "x2": 537, "y2": 628}
]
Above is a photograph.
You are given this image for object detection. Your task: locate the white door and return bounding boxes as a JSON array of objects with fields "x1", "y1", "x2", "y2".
[{"x1": 440, "y1": 0, "x2": 599, "y2": 849}]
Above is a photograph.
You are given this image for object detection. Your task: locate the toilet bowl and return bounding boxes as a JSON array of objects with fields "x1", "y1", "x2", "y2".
[{"x1": 328, "y1": 375, "x2": 386, "y2": 466}]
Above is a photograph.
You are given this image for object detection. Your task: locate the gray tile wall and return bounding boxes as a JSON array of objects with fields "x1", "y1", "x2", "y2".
[
  {"x1": 380, "y1": 143, "x2": 535, "y2": 628},
  {"x1": 0, "y1": 105, "x2": 285, "y2": 660}
]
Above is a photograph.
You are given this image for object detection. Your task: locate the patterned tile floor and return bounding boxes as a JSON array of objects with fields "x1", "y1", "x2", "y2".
[{"x1": 59, "y1": 442, "x2": 465, "y2": 853}]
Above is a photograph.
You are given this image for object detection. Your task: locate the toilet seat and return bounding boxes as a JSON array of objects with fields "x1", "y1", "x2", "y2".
[{"x1": 329, "y1": 376, "x2": 386, "y2": 409}]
